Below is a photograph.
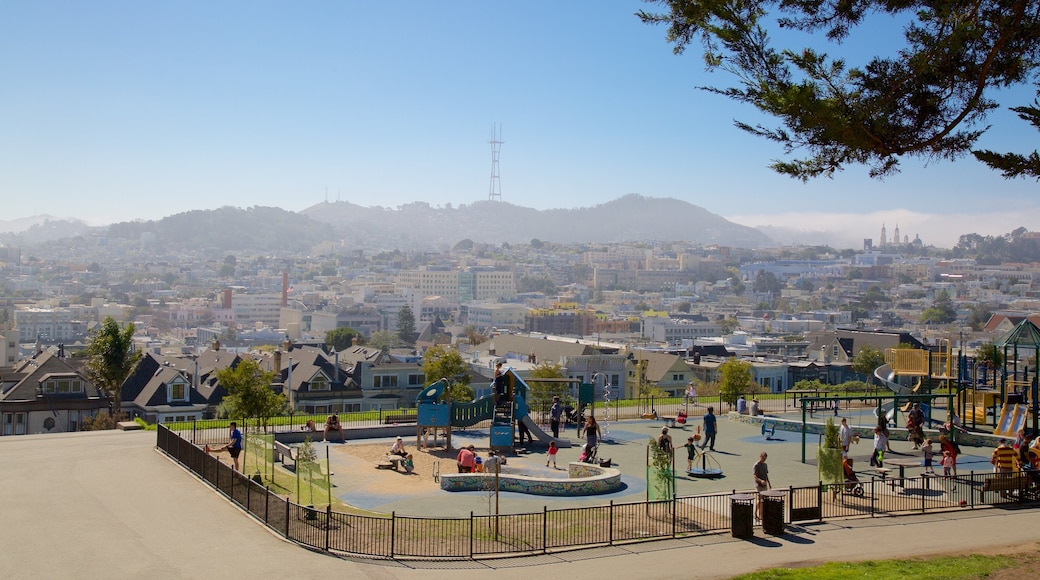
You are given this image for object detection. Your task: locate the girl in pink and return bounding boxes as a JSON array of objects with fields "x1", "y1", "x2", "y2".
[
  {"x1": 546, "y1": 441, "x2": 559, "y2": 468},
  {"x1": 941, "y1": 450, "x2": 953, "y2": 477}
]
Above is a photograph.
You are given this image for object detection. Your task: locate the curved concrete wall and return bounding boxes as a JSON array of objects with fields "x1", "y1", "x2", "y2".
[{"x1": 440, "y1": 462, "x2": 623, "y2": 496}]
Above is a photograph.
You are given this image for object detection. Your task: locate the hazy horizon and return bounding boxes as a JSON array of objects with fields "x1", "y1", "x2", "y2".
[{"x1": 2, "y1": 2, "x2": 1036, "y2": 249}]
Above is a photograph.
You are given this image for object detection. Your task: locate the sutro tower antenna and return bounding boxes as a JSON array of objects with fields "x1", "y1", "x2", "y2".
[{"x1": 488, "y1": 124, "x2": 503, "y2": 202}]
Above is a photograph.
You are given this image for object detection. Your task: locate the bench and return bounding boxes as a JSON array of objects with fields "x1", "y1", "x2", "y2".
[
  {"x1": 980, "y1": 474, "x2": 1030, "y2": 500},
  {"x1": 383, "y1": 414, "x2": 418, "y2": 425},
  {"x1": 375, "y1": 455, "x2": 405, "y2": 471},
  {"x1": 273, "y1": 440, "x2": 296, "y2": 467}
]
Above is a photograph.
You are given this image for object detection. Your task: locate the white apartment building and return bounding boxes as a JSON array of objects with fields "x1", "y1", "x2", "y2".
[
  {"x1": 397, "y1": 266, "x2": 516, "y2": 302},
  {"x1": 466, "y1": 303, "x2": 528, "y2": 331},
  {"x1": 14, "y1": 308, "x2": 81, "y2": 342},
  {"x1": 228, "y1": 293, "x2": 282, "y2": 328}
]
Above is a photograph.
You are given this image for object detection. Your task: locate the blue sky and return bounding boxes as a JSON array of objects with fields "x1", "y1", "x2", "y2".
[{"x1": 1, "y1": 1, "x2": 1036, "y2": 248}]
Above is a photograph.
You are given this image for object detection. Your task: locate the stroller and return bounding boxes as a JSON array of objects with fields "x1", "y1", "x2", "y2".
[
  {"x1": 843, "y1": 457, "x2": 865, "y2": 496},
  {"x1": 563, "y1": 405, "x2": 581, "y2": 426},
  {"x1": 579, "y1": 443, "x2": 598, "y2": 464}
]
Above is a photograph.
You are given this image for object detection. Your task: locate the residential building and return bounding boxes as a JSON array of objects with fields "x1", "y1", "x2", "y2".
[{"x1": 0, "y1": 351, "x2": 106, "y2": 435}]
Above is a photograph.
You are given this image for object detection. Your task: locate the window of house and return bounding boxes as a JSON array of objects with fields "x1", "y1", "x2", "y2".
[
  {"x1": 309, "y1": 375, "x2": 330, "y2": 391},
  {"x1": 171, "y1": 382, "x2": 186, "y2": 401},
  {"x1": 57, "y1": 380, "x2": 70, "y2": 394},
  {"x1": 44, "y1": 381, "x2": 56, "y2": 394},
  {"x1": 832, "y1": 345, "x2": 839, "y2": 358},
  {"x1": 344, "y1": 403, "x2": 361, "y2": 413},
  {"x1": 71, "y1": 380, "x2": 82, "y2": 393},
  {"x1": 672, "y1": 374, "x2": 684, "y2": 381},
  {"x1": 373, "y1": 375, "x2": 398, "y2": 388},
  {"x1": 408, "y1": 374, "x2": 425, "y2": 386}
]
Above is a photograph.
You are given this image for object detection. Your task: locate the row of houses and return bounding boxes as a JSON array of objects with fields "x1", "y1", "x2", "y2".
[{"x1": 0, "y1": 329, "x2": 927, "y2": 435}]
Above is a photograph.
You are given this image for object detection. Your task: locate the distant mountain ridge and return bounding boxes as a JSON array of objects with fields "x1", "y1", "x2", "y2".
[
  {"x1": 2, "y1": 196, "x2": 772, "y2": 251},
  {"x1": 298, "y1": 194, "x2": 772, "y2": 249}
]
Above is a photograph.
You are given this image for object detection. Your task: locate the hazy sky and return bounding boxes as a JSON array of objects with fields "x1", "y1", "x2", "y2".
[{"x1": 1, "y1": 1, "x2": 1037, "y2": 248}]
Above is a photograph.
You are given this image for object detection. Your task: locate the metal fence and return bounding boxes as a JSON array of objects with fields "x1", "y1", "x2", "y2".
[{"x1": 156, "y1": 424, "x2": 1038, "y2": 561}]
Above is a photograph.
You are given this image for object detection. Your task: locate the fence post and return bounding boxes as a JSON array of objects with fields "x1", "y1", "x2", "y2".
[
  {"x1": 264, "y1": 485, "x2": 269, "y2": 523},
  {"x1": 469, "y1": 511, "x2": 474, "y2": 558},
  {"x1": 816, "y1": 482, "x2": 823, "y2": 522},
  {"x1": 285, "y1": 497, "x2": 290, "y2": 538},
  {"x1": 870, "y1": 477, "x2": 876, "y2": 517},
  {"x1": 970, "y1": 471, "x2": 975, "y2": 509},
  {"x1": 609, "y1": 500, "x2": 614, "y2": 545},
  {"x1": 390, "y1": 512, "x2": 395, "y2": 559},
  {"x1": 325, "y1": 505, "x2": 331, "y2": 551},
  {"x1": 542, "y1": 506, "x2": 547, "y2": 554}
]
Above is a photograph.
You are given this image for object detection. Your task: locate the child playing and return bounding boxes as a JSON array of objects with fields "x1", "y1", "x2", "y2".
[
  {"x1": 922, "y1": 439, "x2": 935, "y2": 475},
  {"x1": 402, "y1": 453, "x2": 414, "y2": 474},
  {"x1": 684, "y1": 436, "x2": 697, "y2": 471},
  {"x1": 941, "y1": 450, "x2": 953, "y2": 477},
  {"x1": 546, "y1": 441, "x2": 559, "y2": 468},
  {"x1": 474, "y1": 456, "x2": 484, "y2": 473}
]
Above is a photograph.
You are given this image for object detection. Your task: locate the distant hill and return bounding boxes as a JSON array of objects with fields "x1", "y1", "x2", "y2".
[
  {"x1": 2, "y1": 196, "x2": 773, "y2": 253},
  {"x1": 299, "y1": 194, "x2": 772, "y2": 248},
  {"x1": 0, "y1": 217, "x2": 92, "y2": 244}
]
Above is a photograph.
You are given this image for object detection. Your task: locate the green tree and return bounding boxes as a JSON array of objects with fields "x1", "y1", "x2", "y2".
[
  {"x1": 920, "y1": 289, "x2": 957, "y2": 324},
  {"x1": 216, "y1": 358, "x2": 285, "y2": 431},
  {"x1": 976, "y1": 342, "x2": 1004, "y2": 369},
  {"x1": 325, "y1": 327, "x2": 362, "y2": 351},
  {"x1": 639, "y1": 1, "x2": 1040, "y2": 180},
  {"x1": 421, "y1": 345, "x2": 473, "y2": 402},
  {"x1": 718, "y1": 317, "x2": 739, "y2": 335},
  {"x1": 852, "y1": 345, "x2": 886, "y2": 378},
  {"x1": 527, "y1": 361, "x2": 569, "y2": 411},
  {"x1": 368, "y1": 330, "x2": 397, "y2": 352},
  {"x1": 718, "y1": 357, "x2": 753, "y2": 408},
  {"x1": 973, "y1": 96, "x2": 1040, "y2": 179},
  {"x1": 396, "y1": 306, "x2": 417, "y2": 345},
  {"x1": 754, "y1": 270, "x2": 782, "y2": 295},
  {"x1": 968, "y1": 305, "x2": 993, "y2": 331},
  {"x1": 84, "y1": 317, "x2": 141, "y2": 419}
]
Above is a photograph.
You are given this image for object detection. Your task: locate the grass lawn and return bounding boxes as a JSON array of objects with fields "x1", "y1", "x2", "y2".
[{"x1": 731, "y1": 553, "x2": 1036, "y2": 580}]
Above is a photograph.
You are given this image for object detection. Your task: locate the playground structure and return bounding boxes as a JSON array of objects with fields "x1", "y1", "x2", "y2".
[
  {"x1": 415, "y1": 368, "x2": 576, "y2": 453},
  {"x1": 874, "y1": 320, "x2": 1040, "y2": 438}
]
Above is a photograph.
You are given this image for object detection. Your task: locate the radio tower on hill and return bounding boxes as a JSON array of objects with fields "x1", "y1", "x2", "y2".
[{"x1": 488, "y1": 124, "x2": 503, "y2": 202}]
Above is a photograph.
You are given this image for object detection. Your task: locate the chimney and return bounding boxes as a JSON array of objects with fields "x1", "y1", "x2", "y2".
[
  {"x1": 488, "y1": 341, "x2": 496, "y2": 356},
  {"x1": 352, "y1": 335, "x2": 360, "y2": 346},
  {"x1": 282, "y1": 272, "x2": 289, "y2": 307},
  {"x1": 334, "y1": 350, "x2": 340, "y2": 383},
  {"x1": 274, "y1": 350, "x2": 282, "y2": 374},
  {"x1": 223, "y1": 288, "x2": 232, "y2": 309},
  {"x1": 213, "y1": 339, "x2": 220, "y2": 351}
]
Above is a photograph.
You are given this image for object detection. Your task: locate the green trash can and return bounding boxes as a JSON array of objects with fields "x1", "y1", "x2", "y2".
[
  {"x1": 761, "y1": 490, "x2": 785, "y2": 536},
  {"x1": 730, "y1": 493, "x2": 754, "y2": 539}
]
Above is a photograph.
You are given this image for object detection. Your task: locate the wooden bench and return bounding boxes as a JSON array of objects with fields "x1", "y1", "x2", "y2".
[
  {"x1": 375, "y1": 455, "x2": 405, "y2": 471},
  {"x1": 273, "y1": 440, "x2": 296, "y2": 467},
  {"x1": 980, "y1": 474, "x2": 1030, "y2": 500},
  {"x1": 383, "y1": 414, "x2": 418, "y2": 425}
]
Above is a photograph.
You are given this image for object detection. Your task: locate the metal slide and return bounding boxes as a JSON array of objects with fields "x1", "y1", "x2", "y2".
[
  {"x1": 511, "y1": 371, "x2": 573, "y2": 448},
  {"x1": 873, "y1": 364, "x2": 931, "y2": 425}
]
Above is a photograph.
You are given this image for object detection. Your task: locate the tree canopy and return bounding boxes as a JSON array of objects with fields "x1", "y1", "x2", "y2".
[
  {"x1": 84, "y1": 317, "x2": 141, "y2": 416},
  {"x1": 325, "y1": 327, "x2": 362, "y2": 352},
  {"x1": 920, "y1": 289, "x2": 957, "y2": 324},
  {"x1": 421, "y1": 345, "x2": 473, "y2": 402},
  {"x1": 851, "y1": 344, "x2": 886, "y2": 378},
  {"x1": 216, "y1": 358, "x2": 285, "y2": 430},
  {"x1": 639, "y1": 0, "x2": 1040, "y2": 179},
  {"x1": 718, "y1": 357, "x2": 754, "y2": 406},
  {"x1": 527, "y1": 361, "x2": 569, "y2": 411}
]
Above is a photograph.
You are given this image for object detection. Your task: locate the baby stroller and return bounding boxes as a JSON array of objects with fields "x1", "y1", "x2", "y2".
[
  {"x1": 579, "y1": 443, "x2": 599, "y2": 464},
  {"x1": 563, "y1": 405, "x2": 580, "y2": 425},
  {"x1": 843, "y1": 457, "x2": 864, "y2": 496}
]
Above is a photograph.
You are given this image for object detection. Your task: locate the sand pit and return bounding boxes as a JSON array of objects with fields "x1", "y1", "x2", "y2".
[{"x1": 330, "y1": 441, "x2": 489, "y2": 496}]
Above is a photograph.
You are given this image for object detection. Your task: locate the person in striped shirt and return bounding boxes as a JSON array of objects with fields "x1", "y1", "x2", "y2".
[{"x1": 991, "y1": 439, "x2": 1018, "y2": 473}]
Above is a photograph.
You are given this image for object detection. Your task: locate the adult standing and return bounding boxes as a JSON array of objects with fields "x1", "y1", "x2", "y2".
[
  {"x1": 700, "y1": 407, "x2": 717, "y2": 451},
  {"x1": 456, "y1": 444, "x2": 476, "y2": 473},
  {"x1": 736, "y1": 395, "x2": 747, "y2": 415},
  {"x1": 206, "y1": 421, "x2": 244, "y2": 471},
  {"x1": 686, "y1": 383, "x2": 697, "y2": 405},
  {"x1": 839, "y1": 417, "x2": 852, "y2": 458},
  {"x1": 991, "y1": 439, "x2": 1017, "y2": 473},
  {"x1": 753, "y1": 452, "x2": 771, "y2": 521},
  {"x1": 516, "y1": 418, "x2": 531, "y2": 446},
  {"x1": 549, "y1": 396, "x2": 563, "y2": 438},
  {"x1": 657, "y1": 426, "x2": 673, "y2": 453},
  {"x1": 584, "y1": 416, "x2": 601, "y2": 449}
]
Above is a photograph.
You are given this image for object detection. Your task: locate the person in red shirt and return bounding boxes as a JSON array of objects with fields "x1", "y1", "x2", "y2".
[{"x1": 456, "y1": 445, "x2": 477, "y2": 473}]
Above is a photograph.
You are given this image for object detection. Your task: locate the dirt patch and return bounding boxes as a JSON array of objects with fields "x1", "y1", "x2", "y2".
[{"x1": 330, "y1": 440, "x2": 486, "y2": 496}]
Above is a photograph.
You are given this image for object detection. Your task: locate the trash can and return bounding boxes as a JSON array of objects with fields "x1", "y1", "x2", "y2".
[
  {"x1": 730, "y1": 493, "x2": 754, "y2": 539},
  {"x1": 761, "y1": 490, "x2": 785, "y2": 536}
]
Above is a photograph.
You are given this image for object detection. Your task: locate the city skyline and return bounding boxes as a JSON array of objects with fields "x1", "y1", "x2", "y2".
[{"x1": 1, "y1": 2, "x2": 1037, "y2": 248}]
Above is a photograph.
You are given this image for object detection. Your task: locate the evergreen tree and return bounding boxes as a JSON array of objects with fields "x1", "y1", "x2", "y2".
[{"x1": 396, "y1": 306, "x2": 417, "y2": 345}]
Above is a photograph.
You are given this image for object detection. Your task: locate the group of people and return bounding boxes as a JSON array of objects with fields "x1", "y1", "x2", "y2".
[{"x1": 735, "y1": 395, "x2": 762, "y2": 417}]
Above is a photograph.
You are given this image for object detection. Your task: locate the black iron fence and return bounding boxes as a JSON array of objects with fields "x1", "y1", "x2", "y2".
[{"x1": 156, "y1": 424, "x2": 1038, "y2": 561}]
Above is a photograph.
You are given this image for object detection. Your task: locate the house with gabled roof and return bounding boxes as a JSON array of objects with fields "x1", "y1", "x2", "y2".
[
  {"x1": 120, "y1": 350, "x2": 229, "y2": 423},
  {"x1": 628, "y1": 349, "x2": 693, "y2": 398},
  {"x1": 0, "y1": 351, "x2": 107, "y2": 435},
  {"x1": 269, "y1": 345, "x2": 364, "y2": 414},
  {"x1": 333, "y1": 345, "x2": 428, "y2": 411}
]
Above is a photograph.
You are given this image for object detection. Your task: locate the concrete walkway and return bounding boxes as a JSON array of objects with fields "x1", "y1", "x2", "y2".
[{"x1": 1, "y1": 429, "x2": 1038, "y2": 579}]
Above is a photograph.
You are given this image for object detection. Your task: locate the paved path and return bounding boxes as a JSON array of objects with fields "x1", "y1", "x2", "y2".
[{"x1": 2, "y1": 429, "x2": 1036, "y2": 579}]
